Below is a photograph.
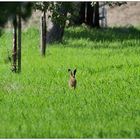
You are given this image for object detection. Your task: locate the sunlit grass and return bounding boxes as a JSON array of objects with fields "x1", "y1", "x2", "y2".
[{"x1": 0, "y1": 26, "x2": 140, "y2": 138}]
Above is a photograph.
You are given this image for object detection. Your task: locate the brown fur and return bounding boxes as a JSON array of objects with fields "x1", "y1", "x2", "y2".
[{"x1": 68, "y1": 69, "x2": 77, "y2": 89}]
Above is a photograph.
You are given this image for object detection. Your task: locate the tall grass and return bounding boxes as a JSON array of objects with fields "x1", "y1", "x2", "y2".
[{"x1": 0, "y1": 26, "x2": 140, "y2": 138}]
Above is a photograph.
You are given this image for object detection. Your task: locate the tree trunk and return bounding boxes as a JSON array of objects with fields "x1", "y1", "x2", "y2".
[
  {"x1": 40, "y1": 11, "x2": 46, "y2": 56},
  {"x1": 74, "y1": 2, "x2": 86, "y2": 25},
  {"x1": 44, "y1": 11, "x2": 47, "y2": 54},
  {"x1": 86, "y1": 2, "x2": 94, "y2": 27},
  {"x1": 40, "y1": 13, "x2": 43, "y2": 49},
  {"x1": 93, "y1": 2, "x2": 100, "y2": 28},
  {"x1": 17, "y1": 14, "x2": 21, "y2": 73},
  {"x1": 79, "y1": 2, "x2": 86, "y2": 24},
  {"x1": 12, "y1": 15, "x2": 17, "y2": 72}
]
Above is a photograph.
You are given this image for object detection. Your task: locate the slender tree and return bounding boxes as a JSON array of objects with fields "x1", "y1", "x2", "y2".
[
  {"x1": 0, "y1": 2, "x2": 33, "y2": 73},
  {"x1": 40, "y1": 8, "x2": 47, "y2": 56},
  {"x1": 17, "y1": 12, "x2": 22, "y2": 73},
  {"x1": 13, "y1": 3, "x2": 32, "y2": 73},
  {"x1": 79, "y1": 2, "x2": 86, "y2": 24},
  {"x1": 12, "y1": 15, "x2": 17, "y2": 72},
  {"x1": 73, "y1": 2, "x2": 86, "y2": 25},
  {"x1": 93, "y1": 2, "x2": 100, "y2": 28},
  {"x1": 86, "y1": 2, "x2": 94, "y2": 27},
  {"x1": 34, "y1": 2, "x2": 49, "y2": 56}
]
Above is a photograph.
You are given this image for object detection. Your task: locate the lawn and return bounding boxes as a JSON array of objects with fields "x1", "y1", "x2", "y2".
[{"x1": 0, "y1": 26, "x2": 140, "y2": 138}]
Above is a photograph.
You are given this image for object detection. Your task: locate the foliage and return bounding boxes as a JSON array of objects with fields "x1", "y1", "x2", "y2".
[
  {"x1": 0, "y1": 2, "x2": 33, "y2": 27},
  {"x1": 34, "y1": 2, "x2": 77, "y2": 26},
  {"x1": 0, "y1": 26, "x2": 140, "y2": 137},
  {"x1": 91, "y1": 2, "x2": 127, "y2": 8},
  {"x1": 105, "y1": 2, "x2": 127, "y2": 7},
  {"x1": 51, "y1": 2, "x2": 76, "y2": 26},
  {"x1": 33, "y1": 2, "x2": 50, "y2": 11}
]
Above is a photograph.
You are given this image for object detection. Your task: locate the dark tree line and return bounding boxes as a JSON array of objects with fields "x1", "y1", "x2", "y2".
[
  {"x1": 75, "y1": 2, "x2": 100, "y2": 28},
  {"x1": 75, "y1": 2, "x2": 127, "y2": 28}
]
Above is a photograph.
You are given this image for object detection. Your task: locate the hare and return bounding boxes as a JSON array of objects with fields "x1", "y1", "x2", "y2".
[{"x1": 68, "y1": 68, "x2": 77, "y2": 89}]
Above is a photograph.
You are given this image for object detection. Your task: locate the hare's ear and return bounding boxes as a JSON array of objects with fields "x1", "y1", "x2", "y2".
[
  {"x1": 73, "y1": 69, "x2": 77, "y2": 76},
  {"x1": 68, "y1": 69, "x2": 73, "y2": 75},
  {"x1": 68, "y1": 69, "x2": 71, "y2": 72}
]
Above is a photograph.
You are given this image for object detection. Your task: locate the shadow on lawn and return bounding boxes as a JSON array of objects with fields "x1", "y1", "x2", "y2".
[{"x1": 64, "y1": 26, "x2": 140, "y2": 43}]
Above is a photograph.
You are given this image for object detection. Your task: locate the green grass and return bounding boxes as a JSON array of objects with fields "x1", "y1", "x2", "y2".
[{"x1": 0, "y1": 26, "x2": 140, "y2": 138}]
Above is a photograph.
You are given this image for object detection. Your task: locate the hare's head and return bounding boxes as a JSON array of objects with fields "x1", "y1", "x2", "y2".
[{"x1": 68, "y1": 68, "x2": 77, "y2": 78}]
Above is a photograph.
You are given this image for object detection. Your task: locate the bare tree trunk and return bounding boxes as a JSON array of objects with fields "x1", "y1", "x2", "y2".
[
  {"x1": 74, "y1": 2, "x2": 86, "y2": 25},
  {"x1": 40, "y1": 13, "x2": 43, "y2": 50},
  {"x1": 40, "y1": 11, "x2": 46, "y2": 56},
  {"x1": 93, "y1": 2, "x2": 100, "y2": 28},
  {"x1": 43, "y1": 11, "x2": 46, "y2": 56},
  {"x1": 79, "y1": 2, "x2": 86, "y2": 24},
  {"x1": 17, "y1": 14, "x2": 21, "y2": 73},
  {"x1": 12, "y1": 15, "x2": 17, "y2": 72},
  {"x1": 86, "y1": 2, "x2": 94, "y2": 27}
]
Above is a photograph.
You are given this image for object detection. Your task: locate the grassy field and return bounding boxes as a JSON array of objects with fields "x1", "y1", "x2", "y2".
[{"x1": 0, "y1": 26, "x2": 140, "y2": 138}]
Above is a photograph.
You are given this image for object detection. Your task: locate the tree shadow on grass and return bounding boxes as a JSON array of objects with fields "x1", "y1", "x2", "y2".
[{"x1": 63, "y1": 26, "x2": 140, "y2": 48}]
